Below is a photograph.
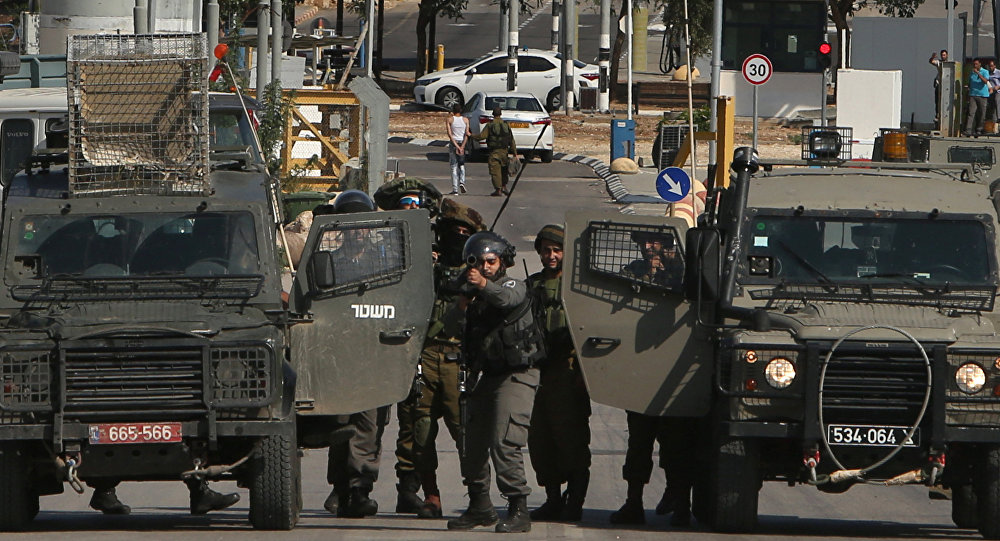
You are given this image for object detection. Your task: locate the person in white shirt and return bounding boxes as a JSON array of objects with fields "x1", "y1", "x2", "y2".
[{"x1": 446, "y1": 104, "x2": 470, "y2": 195}]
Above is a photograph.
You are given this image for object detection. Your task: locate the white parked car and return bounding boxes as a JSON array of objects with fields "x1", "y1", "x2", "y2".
[
  {"x1": 463, "y1": 91, "x2": 555, "y2": 163},
  {"x1": 414, "y1": 49, "x2": 598, "y2": 111}
]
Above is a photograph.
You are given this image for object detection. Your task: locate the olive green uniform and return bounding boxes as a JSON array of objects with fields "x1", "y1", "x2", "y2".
[
  {"x1": 474, "y1": 118, "x2": 517, "y2": 191},
  {"x1": 395, "y1": 263, "x2": 466, "y2": 476},
  {"x1": 527, "y1": 272, "x2": 592, "y2": 488}
]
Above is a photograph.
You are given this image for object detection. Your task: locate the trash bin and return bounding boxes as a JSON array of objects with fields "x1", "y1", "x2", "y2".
[
  {"x1": 610, "y1": 118, "x2": 635, "y2": 161},
  {"x1": 282, "y1": 191, "x2": 336, "y2": 224},
  {"x1": 579, "y1": 87, "x2": 598, "y2": 111}
]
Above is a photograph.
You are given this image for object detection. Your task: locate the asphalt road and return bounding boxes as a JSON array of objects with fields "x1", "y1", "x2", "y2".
[{"x1": 8, "y1": 145, "x2": 973, "y2": 539}]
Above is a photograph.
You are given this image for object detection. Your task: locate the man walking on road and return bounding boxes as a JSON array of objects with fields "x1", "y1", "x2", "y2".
[
  {"x1": 474, "y1": 106, "x2": 519, "y2": 197},
  {"x1": 964, "y1": 58, "x2": 991, "y2": 136}
]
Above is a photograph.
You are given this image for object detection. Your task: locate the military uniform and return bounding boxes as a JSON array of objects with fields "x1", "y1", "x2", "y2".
[
  {"x1": 526, "y1": 271, "x2": 592, "y2": 520},
  {"x1": 474, "y1": 116, "x2": 517, "y2": 192}
]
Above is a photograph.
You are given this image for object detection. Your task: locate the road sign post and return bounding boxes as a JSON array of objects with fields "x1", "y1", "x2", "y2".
[{"x1": 742, "y1": 53, "x2": 772, "y2": 150}]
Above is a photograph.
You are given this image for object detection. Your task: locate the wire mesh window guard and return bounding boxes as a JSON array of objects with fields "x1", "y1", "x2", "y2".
[
  {"x1": 316, "y1": 222, "x2": 408, "y2": 291},
  {"x1": 585, "y1": 221, "x2": 685, "y2": 293},
  {"x1": 67, "y1": 34, "x2": 210, "y2": 197}
]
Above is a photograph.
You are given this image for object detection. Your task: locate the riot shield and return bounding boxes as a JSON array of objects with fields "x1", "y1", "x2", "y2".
[
  {"x1": 289, "y1": 209, "x2": 433, "y2": 415},
  {"x1": 562, "y1": 210, "x2": 713, "y2": 416}
]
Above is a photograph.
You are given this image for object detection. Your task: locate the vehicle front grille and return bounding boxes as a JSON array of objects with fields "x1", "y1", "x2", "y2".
[
  {"x1": 63, "y1": 347, "x2": 205, "y2": 417},
  {"x1": 820, "y1": 349, "x2": 929, "y2": 426}
]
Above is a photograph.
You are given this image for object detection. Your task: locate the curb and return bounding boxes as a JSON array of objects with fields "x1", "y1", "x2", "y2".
[
  {"x1": 294, "y1": 6, "x2": 320, "y2": 25},
  {"x1": 387, "y1": 136, "x2": 632, "y2": 211}
]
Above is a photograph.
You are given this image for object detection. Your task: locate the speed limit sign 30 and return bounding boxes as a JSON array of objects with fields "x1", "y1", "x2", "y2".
[{"x1": 742, "y1": 54, "x2": 772, "y2": 85}]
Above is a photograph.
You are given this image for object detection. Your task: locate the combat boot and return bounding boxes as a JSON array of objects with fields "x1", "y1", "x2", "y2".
[
  {"x1": 89, "y1": 488, "x2": 131, "y2": 515},
  {"x1": 340, "y1": 487, "x2": 378, "y2": 518},
  {"x1": 323, "y1": 488, "x2": 348, "y2": 515},
  {"x1": 529, "y1": 485, "x2": 564, "y2": 521},
  {"x1": 561, "y1": 470, "x2": 590, "y2": 522},
  {"x1": 447, "y1": 492, "x2": 498, "y2": 530},
  {"x1": 187, "y1": 479, "x2": 240, "y2": 515},
  {"x1": 609, "y1": 480, "x2": 645, "y2": 525},
  {"x1": 669, "y1": 487, "x2": 691, "y2": 527},
  {"x1": 495, "y1": 495, "x2": 531, "y2": 533},
  {"x1": 417, "y1": 472, "x2": 442, "y2": 518},
  {"x1": 395, "y1": 471, "x2": 423, "y2": 514}
]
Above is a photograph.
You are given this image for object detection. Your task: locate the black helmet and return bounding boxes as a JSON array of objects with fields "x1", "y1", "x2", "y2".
[
  {"x1": 332, "y1": 190, "x2": 376, "y2": 214},
  {"x1": 463, "y1": 231, "x2": 515, "y2": 267}
]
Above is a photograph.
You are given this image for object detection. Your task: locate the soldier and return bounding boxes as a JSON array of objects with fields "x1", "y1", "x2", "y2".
[
  {"x1": 447, "y1": 232, "x2": 545, "y2": 533},
  {"x1": 397, "y1": 199, "x2": 487, "y2": 519},
  {"x1": 526, "y1": 224, "x2": 592, "y2": 522},
  {"x1": 623, "y1": 231, "x2": 684, "y2": 288},
  {"x1": 473, "y1": 106, "x2": 519, "y2": 197},
  {"x1": 322, "y1": 190, "x2": 392, "y2": 519}
]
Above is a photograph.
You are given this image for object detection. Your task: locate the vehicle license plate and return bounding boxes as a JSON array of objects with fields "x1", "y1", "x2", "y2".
[
  {"x1": 509, "y1": 121, "x2": 530, "y2": 129},
  {"x1": 89, "y1": 422, "x2": 182, "y2": 444},
  {"x1": 827, "y1": 424, "x2": 919, "y2": 447}
]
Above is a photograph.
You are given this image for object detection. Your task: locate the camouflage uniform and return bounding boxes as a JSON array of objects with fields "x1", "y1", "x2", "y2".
[
  {"x1": 527, "y1": 271, "x2": 592, "y2": 516},
  {"x1": 474, "y1": 115, "x2": 517, "y2": 191}
]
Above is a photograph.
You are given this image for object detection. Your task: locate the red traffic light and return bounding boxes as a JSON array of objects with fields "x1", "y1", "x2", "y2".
[{"x1": 819, "y1": 42, "x2": 832, "y2": 55}]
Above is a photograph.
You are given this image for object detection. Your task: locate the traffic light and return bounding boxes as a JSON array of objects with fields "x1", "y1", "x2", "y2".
[{"x1": 818, "y1": 42, "x2": 832, "y2": 69}]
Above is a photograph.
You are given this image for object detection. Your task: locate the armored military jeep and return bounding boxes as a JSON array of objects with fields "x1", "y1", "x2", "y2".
[
  {"x1": 0, "y1": 35, "x2": 432, "y2": 531},
  {"x1": 563, "y1": 129, "x2": 1000, "y2": 538}
]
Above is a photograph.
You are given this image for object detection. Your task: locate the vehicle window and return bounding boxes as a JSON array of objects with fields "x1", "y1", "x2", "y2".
[
  {"x1": 742, "y1": 215, "x2": 993, "y2": 285},
  {"x1": 553, "y1": 53, "x2": 587, "y2": 68},
  {"x1": 484, "y1": 96, "x2": 544, "y2": 112},
  {"x1": 583, "y1": 221, "x2": 685, "y2": 293},
  {"x1": 475, "y1": 58, "x2": 508, "y2": 75},
  {"x1": 948, "y1": 146, "x2": 994, "y2": 167},
  {"x1": 314, "y1": 222, "x2": 407, "y2": 291},
  {"x1": 455, "y1": 53, "x2": 493, "y2": 71},
  {"x1": 519, "y1": 56, "x2": 556, "y2": 72},
  {"x1": 14, "y1": 211, "x2": 261, "y2": 279},
  {"x1": 210, "y1": 110, "x2": 263, "y2": 163}
]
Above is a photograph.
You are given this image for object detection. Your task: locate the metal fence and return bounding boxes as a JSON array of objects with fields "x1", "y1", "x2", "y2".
[{"x1": 67, "y1": 34, "x2": 210, "y2": 196}]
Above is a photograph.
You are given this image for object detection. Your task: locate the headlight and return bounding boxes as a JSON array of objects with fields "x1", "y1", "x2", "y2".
[
  {"x1": 764, "y1": 357, "x2": 796, "y2": 389},
  {"x1": 417, "y1": 77, "x2": 440, "y2": 85},
  {"x1": 956, "y1": 363, "x2": 987, "y2": 394}
]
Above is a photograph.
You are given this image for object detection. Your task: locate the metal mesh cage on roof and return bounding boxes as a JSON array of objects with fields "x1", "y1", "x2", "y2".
[{"x1": 67, "y1": 34, "x2": 210, "y2": 197}]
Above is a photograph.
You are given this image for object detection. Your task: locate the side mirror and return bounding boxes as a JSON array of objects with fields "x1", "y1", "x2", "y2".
[
  {"x1": 465, "y1": 68, "x2": 477, "y2": 76},
  {"x1": 684, "y1": 227, "x2": 720, "y2": 302},
  {"x1": 310, "y1": 251, "x2": 337, "y2": 290}
]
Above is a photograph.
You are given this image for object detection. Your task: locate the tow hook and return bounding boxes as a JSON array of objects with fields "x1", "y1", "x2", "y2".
[
  {"x1": 926, "y1": 452, "x2": 946, "y2": 486},
  {"x1": 883, "y1": 453, "x2": 945, "y2": 486},
  {"x1": 180, "y1": 453, "x2": 251, "y2": 480},
  {"x1": 803, "y1": 450, "x2": 820, "y2": 484},
  {"x1": 56, "y1": 454, "x2": 85, "y2": 494}
]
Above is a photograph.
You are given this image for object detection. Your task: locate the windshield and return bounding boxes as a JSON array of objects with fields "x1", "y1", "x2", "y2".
[
  {"x1": 742, "y1": 215, "x2": 994, "y2": 286},
  {"x1": 454, "y1": 54, "x2": 494, "y2": 71},
  {"x1": 12, "y1": 211, "x2": 261, "y2": 281},
  {"x1": 484, "y1": 96, "x2": 543, "y2": 112},
  {"x1": 209, "y1": 110, "x2": 262, "y2": 163}
]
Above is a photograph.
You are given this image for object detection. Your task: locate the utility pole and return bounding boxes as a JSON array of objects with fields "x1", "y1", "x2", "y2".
[
  {"x1": 708, "y1": 0, "x2": 722, "y2": 171},
  {"x1": 551, "y1": 0, "x2": 560, "y2": 51},
  {"x1": 271, "y1": 0, "x2": 282, "y2": 85},
  {"x1": 366, "y1": 0, "x2": 375, "y2": 77},
  {"x1": 500, "y1": 0, "x2": 510, "y2": 51},
  {"x1": 257, "y1": 0, "x2": 269, "y2": 90},
  {"x1": 134, "y1": 0, "x2": 149, "y2": 34},
  {"x1": 207, "y1": 0, "x2": 220, "y2": 57},
  {"x1": 598, "y1": 0, "x2": 610, "y2": 111},
  {"x1": 507, "y1": 0, "x2": 518, "y2": 91},
  {"x1": 561, "y1": 0, "x2": 575, "y2": 113}
]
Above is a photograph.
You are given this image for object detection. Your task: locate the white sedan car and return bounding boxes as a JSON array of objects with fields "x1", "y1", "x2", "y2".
[
  {"x1": 414, "y1": 48, "x2": 598, "y2": 111},
  {"x1": 463, "y1": 91, "x2": 555, "y2": 163}
]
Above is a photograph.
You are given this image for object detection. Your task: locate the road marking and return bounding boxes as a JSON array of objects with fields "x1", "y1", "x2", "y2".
[{"x1": 518, "y1": 0, "x2": 551, "y2": 30}]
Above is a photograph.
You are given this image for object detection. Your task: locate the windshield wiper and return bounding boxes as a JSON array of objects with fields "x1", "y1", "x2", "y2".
[{"x1": 774, "y1": 240, "x2": 838, "y2": 292}]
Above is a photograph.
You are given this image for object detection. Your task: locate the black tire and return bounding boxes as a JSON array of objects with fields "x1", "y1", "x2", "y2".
[
  {"x1": 710, "y1": 436, "x2": 760, "y2": 533},
  {"x1": 540, "y1": 150, "x2": 553, "y2": 163},
  {"x1": 249, "y1": 433, "x2": 301, "y2": 530},
  {"x1": 977, "y1": 444, "x2": 1000, "y2": 539},
  {"x1": 546, "y1": 88, "x2": 562, "y2": 112},
  {"x1": 0, "y1": 443, "x2": 32, "y2": 531},
  {"x1": 953, "y1": 484, "x2": 979, "y2": 529},
  {"x1": 435, "y1": 87, "x2": 464, "y2": 110}
]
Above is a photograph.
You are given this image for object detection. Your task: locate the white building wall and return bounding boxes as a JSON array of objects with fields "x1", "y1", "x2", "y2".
[
  {"x1": 37, "y1": 0, "x2": 198, "y2": 55},
  {"x1": 719, "y1": 70, "x2": 825, "y2": 119}
]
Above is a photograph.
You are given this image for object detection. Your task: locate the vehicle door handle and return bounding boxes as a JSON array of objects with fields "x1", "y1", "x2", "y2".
[
  {"x1": 586, "y1": 336, "x2": 621, "y2": 348},
  {"x1": 380, "y1": 328, "x2": 415, "y2": 342}
]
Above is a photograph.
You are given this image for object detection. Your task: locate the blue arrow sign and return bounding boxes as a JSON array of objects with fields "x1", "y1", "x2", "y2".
[{"x1": 655, "y1": 167, "x2": 691, "y2": 203}]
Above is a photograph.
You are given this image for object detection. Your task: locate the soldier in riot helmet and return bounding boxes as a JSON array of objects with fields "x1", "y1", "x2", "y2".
[
  {"x1": 394, "y1": 198, "x2": 487, "y2": 518},
  {"x1": 322, "y1": 190, "x2": 392, "y2": 519},
  {"x1": 527, "y1": 224, "x2": 592, "y2": 522},
  {"x1": 447, "y1": 231, "x2": 545, "y2": 533}
]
